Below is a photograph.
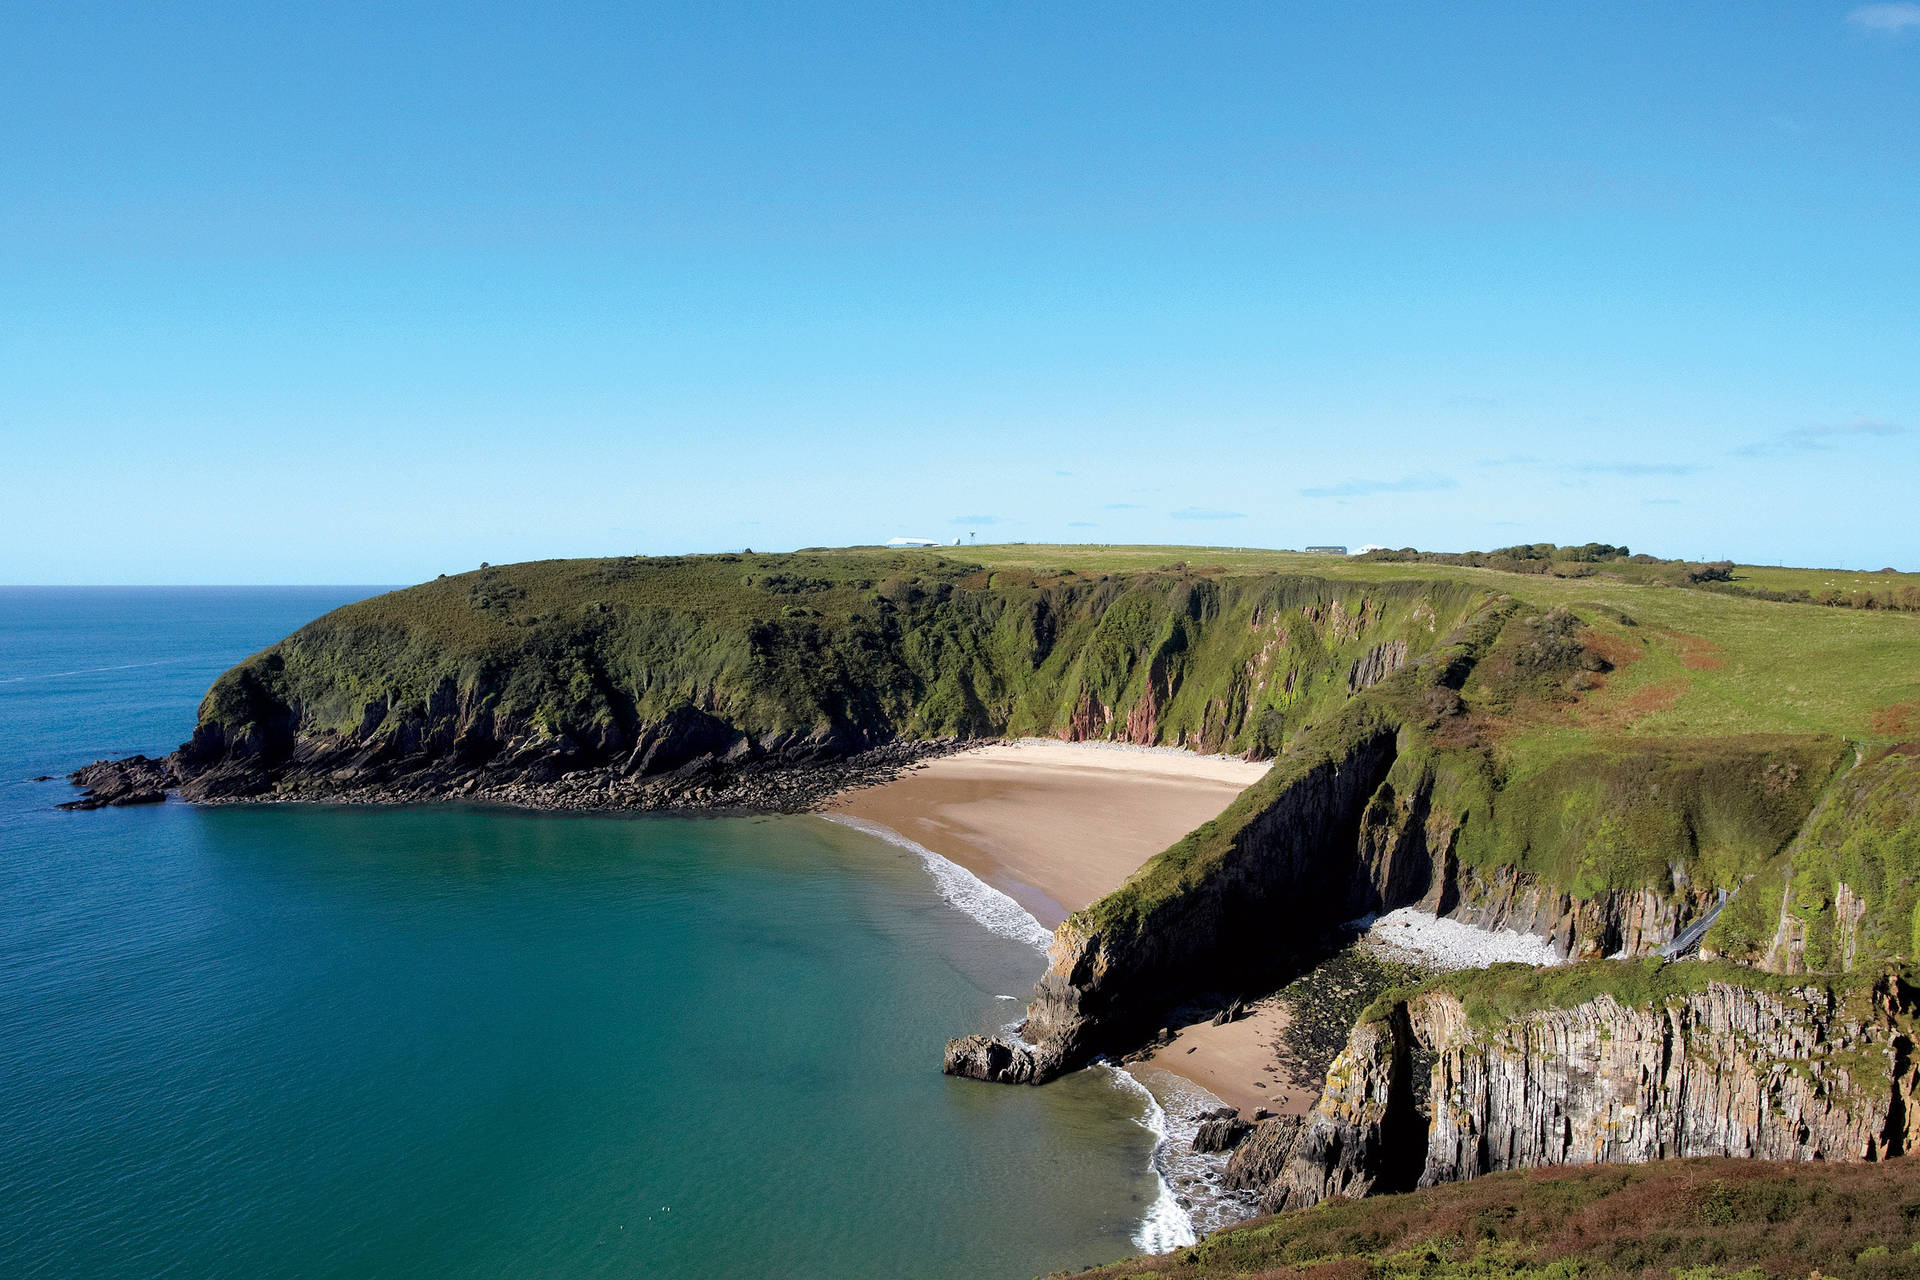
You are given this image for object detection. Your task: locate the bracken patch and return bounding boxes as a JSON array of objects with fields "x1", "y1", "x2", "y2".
[{"x1": 1871, "y1": 698, "x2": 1920, "y2": 741}]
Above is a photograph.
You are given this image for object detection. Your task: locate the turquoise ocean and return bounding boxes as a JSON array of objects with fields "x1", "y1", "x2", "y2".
[{"x1": 0, "y1": 588, "x2": 1179, "y2": 1279}]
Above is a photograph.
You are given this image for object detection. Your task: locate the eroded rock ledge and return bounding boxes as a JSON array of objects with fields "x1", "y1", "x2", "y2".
[{"x1": 64, "y1": 731, "x2": 958, "y2": 815}]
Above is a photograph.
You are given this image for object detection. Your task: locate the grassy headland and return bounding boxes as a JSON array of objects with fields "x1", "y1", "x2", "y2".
[
  {"x1": 147, "y1": 545, "x2": 1920, "y2": 1052},
  {"x1": 178, "y1": 543, "x2": 1920, "y2": 980}
]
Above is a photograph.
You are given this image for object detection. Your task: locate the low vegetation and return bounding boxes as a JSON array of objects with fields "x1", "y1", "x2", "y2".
[
  {"x1": 1058, "y1": 1156, "x2": 1920, "y2": 1279},
  {"x1": 1709, "y1": 744, "x2": 1920, "y2": 972},
  {"x1": 196, "y1": 550, "x2": 1491, "y2": 765},
  {"x1": 193, "y1": 545, "x2": 1920, "y2": 985}
]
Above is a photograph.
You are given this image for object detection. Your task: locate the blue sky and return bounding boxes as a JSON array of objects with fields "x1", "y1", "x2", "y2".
[{"x1": 3, "y1": 2, "x2": 1916, "y2": 583}]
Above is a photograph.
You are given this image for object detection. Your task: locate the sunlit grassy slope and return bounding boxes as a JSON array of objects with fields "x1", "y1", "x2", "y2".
[{"x1": 949, "y1": 544, "x2": 1920, "y2": 743}]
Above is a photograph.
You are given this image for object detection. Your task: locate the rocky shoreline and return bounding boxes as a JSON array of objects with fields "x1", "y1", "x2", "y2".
[{"x1": 62, "y1": 736, "x2": 965, "y2": 815}]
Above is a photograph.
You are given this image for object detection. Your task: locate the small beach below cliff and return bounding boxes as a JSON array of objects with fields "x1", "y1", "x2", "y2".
[
  {"x1": 823, "y1": 739, "x2": 1270, "y2": 929},
  {"x1": 825, "y1": 739, "x2": 1293, "y2": 1120}
]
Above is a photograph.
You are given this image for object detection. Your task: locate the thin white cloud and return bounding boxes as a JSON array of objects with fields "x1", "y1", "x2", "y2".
[
  {"x1": 1574, "y1": 462, "x2": 1701, "y2": 477},
  {"x1": 1849, "y1": 3, "x2": 1920, "y2": 32},
  {"x1": 1300, "y1": 472, "x2": 1457, "y2": 499},
  {"x1": 1734, "y1": 420, "x2": 1907, "y2": 457}
]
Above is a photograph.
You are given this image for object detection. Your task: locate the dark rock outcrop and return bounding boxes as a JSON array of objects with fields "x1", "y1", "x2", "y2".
[
  {"x1": 1222, "y1": 1114, "x2": 1304, "y2": 1191},
  {"x1": 1192, "y1": 1107, "x2": 1253, "y2": 1153},
  {"x1": 67, "y1": 735, "x2": 957, "y2": 816},
  {"x1": 60, "y1": 756, "x2": 176, "y2": 809},
  {"x1": 943, "y1": 1035, "x2": 1042, "y2": 1084}
]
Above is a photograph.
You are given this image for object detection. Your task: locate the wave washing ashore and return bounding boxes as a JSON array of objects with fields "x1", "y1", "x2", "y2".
[
  {"x1": 827, "y1": 741, "x2": 1280, "y2": 1247},
  {"x1": 823, "y1": 806, "x2": 1247, "y2": 1249}
]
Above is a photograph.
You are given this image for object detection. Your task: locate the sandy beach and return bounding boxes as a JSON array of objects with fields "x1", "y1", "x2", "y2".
[
  {"x1": 825, "y1": 739, "x2": 1270, "y2": 929},
  {"x1": 1133, "y1": 997, "x2": 1307, "y2": 1119},
  {"x1": 828, "y1": 738, "x2": 1278, "y2": 1124},
  {"x1": 830, "y1": 739, "x2": 1571, "y2": 1124}
]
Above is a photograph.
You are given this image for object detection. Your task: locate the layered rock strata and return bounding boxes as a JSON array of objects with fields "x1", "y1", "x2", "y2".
[{"x1": 1240, "y1": 973, "x2": 1920, "y2": 1213}]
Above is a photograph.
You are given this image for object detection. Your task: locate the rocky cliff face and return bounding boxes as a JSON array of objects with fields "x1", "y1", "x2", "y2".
[
  {"x1": 961, "y1": 712, "x2": 1407, "y2": 1082},
  {"x1": 1444, "y1": 870, "x2": 1722, "y2": 962},
  {"x1": 66, "y1": 554, "x2": 1489, "y2": 813},
  {"x1": 946, "y1": 601, "x2": 1844, "y2": 1087},
  {"x1": 1240, "y1": 971, "x2": 1920, "y2": 1213}
]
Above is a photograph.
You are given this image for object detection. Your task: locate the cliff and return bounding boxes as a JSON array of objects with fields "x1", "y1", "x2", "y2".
[
  {"x1": 65, "y1": 551, "x2": 1487, "y2": 810},
  {"x1": 1236, "y1": 963, "x2": 1919, "y2": 1212},
  {"x1": 950, "y1": 600, "x2": 1849, "y2": 1082},
  {"x1": 944, "y1": 571, "x2": 1920, "y2": 1216}
]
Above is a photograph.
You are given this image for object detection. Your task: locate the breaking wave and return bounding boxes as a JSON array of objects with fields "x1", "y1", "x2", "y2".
[
  {"x1": 821, "y1": 815, "x2": 1054, "y2": 952},
  {"x1": 1099, "y1": 1061, "x2": 1199, "y2": 1253}
]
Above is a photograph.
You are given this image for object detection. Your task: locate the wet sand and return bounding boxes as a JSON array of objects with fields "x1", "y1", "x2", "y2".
[{"x1": 1134, "y1": 998, "x2": 1312, "y2": 1120}]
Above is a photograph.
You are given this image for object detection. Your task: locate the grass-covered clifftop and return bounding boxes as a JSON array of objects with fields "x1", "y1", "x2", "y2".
[
  {"x1": 197, "y1": 544, "x2": 1920, "y2": 760},
  {"x1": 179, "y1": 546, "x2": 1919, "y2": 973},
  {"x1": 183, "y1": 550, "x2": 1491, "y2": 784}
]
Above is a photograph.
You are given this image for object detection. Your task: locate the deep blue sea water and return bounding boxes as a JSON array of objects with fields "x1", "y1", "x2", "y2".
[{"x1": 0, "y1": 588, "x2": 1164, "y2": 1279}]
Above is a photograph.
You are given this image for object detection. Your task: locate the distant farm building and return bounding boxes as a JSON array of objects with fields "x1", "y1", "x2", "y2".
[
  {"x1": 886, "y1": 537, "x2": 940, "y2": 548},
  {"x1": 1305, "y1": 544, "x2": 1348, "y2": 555}
]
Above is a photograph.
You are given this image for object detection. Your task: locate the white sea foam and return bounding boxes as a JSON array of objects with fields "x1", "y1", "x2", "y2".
[
  {"x1": 1128, "y1": 1067, "x2": 1262, "y2": 1239},
  {"x1": 822, "y1": 815, "x2": 1054, "y2": 951},
  {"x1": 1355, "y1": 906, "x2": 1566, "y2": 970},
  {"x1": 826, "y1": 812, "x2": 1213, "y2": 1254},
  {"x1": 1099, "y1": 1062, "x2": 1197, "y2": 1253}
]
